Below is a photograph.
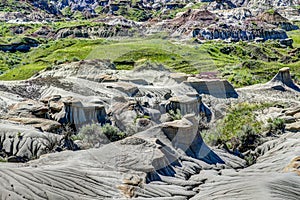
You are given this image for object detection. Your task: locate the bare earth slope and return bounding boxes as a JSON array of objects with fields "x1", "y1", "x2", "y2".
[{"x1": 0, "y1": 60, "x2": 299, "y2": 199}]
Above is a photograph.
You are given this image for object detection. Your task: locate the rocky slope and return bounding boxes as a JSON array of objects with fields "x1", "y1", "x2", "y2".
[
  {"x1": 0, "y1": 1, "x2": 299, "y2": 199},
  {"x1": 0, "y1": 60, "x2": 299, "y2": 199},
  {"x1": 1, "y1": 0, "x2": 298, "y2": 43}
]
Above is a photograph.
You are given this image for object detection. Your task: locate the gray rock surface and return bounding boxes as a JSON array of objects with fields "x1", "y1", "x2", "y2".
[
  {"x1": 0, "y1": 62, "x2": 299, "y2": 199},
  {"x1": 0, "y1": 121, "x2": 64, "y2": 161}
]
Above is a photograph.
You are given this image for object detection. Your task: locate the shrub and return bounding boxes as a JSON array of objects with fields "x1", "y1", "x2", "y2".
[
  {"x1": 266, "y1": 118, "x2": 285, "y2": 135},
  {"x1": 218, "y1": 103, "x2": 265, "y2": 143},
  {"x1": 72, "y1": 57, "x2": 80, "y2": 62},
  {"x1": 168, "y1": 109, "x2": 182, "y2": 121},
  {"x1": 77, "y1": 123, "x2": 125, "y2": 147},
  {"x1": 237, "y1": 124, "x2": 262, "y2": 152},
  {"x1": 101, "y1": 123, "x2": 126, "y2": 142},
  {"x1": 202, "y1": 103, "x2": 272, "y2": 154}
]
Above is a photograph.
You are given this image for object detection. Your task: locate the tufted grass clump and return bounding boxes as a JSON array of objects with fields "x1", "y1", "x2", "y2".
[{"x1": 202, "y1": 103, "x2": 273, "y2": 150}]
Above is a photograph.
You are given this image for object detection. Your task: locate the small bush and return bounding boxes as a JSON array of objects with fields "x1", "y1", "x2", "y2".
[
  {"x1": 77, "y1": 123, "x2": 125, "y2": 148},
  {"x1": 72, "y1": 57, "x2": 80, "y2": 62},
  {"x1": 168, "y1": 109, "x2": 182, "y2": 121},
  {"x1": 202, "y1": 103, "x2": 273, "y2": 153},
  {"x1": 237, "y1": 124, "x2": 262, "y2": 152},
  {"x1": 266, "y1": 118, "x2": 285, "y2": 135},
  {"x1": 101, "y1": 123, "x2": 126, "y2": 142}
]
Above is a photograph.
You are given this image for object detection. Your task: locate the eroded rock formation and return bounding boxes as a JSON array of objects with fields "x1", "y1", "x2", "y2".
[{"x1": 0, "y1": 61, "x2": 299, "y2": 199}]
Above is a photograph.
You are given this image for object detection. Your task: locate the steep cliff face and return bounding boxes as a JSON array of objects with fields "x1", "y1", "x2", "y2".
[
  {"x1": 247, "y1": 0, "x2": 300, "y2": 8},
  {"x1": 206, "y1": 0, "x2": 300, "y2": 9},
  {"x1": 193, "y1": 28, "x2": 288, "y2": 41},
  {"x1": 0, "y1": 121, "x2": 76, "y2": 162},
  {"x1": 54, "y1": 23, "x2": 139, "y2": 39},
  {"x1": 153, "y1": 8, "x2": 292, "y2": 42}
]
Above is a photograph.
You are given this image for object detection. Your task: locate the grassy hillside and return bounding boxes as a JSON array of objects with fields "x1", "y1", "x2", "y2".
[
  {"x1": 0, "y1": 22, "x2": 299, "y2": 87},
  {"x1": 1, "y1": 37, "x2": 299, "y2": 87}
]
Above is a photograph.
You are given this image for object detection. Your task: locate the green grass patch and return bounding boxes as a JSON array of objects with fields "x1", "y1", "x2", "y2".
[
  {"x1": 87, "y1": 38, "x2": 216, "y2": 73},
  {"x1": 202, "y1": 102, "x2": 273, "y2": 149},
  {"x1": 218, "y1": 103, "x2": 269, "y2": 141},
  {"x1": 0, "y1": 63, "x2": 46, "y2": 80},
  {"x1": 0, "y1": 38, "x2": 109, "y2": 80},
  {"x1": 156, "y1": 2, "x2": 208, "y2": 19},
  {"x1": 0, "y1": 33, "x2": 300, "y2": 85},
  {"x1": 288, "y1": 29, "x2": 300, "y2": 48}
]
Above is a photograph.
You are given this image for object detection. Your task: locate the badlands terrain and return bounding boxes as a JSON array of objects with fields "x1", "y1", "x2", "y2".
[{"x1": 0, "y1": 0, "x2": 300, "y2": 199}]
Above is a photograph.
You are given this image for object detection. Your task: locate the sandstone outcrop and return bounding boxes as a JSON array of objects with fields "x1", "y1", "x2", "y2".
[
  {"x1": 0, "y1": 121, "x2": 65, "y2": 162},
  {"x1": 286, "y1": 121, "x2": 300, "y2": 132},
  {"x1": 186, "y1": 77, "x2": 238, "y2": 98},
  {"x1": 268, "y1": 67, "x2": 300, "y2": 92},
  {"x1": 0, "y1": 112, "x2": 299, "y2": 199},
  {"x1": 0, "y1": 61, "x2": 300, "y2": 199},
  {"x1": 239, "y1": 67, "x2": 300, "y2": 93}
]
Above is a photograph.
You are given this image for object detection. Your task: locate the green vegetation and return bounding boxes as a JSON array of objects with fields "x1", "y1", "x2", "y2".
[
  {"x1": 168, "y1": 109, "x2": 182, "y2": 121},
  {"x1": 202, "y1": 102, "x2": 272, "y2": 149},
  {"x1": 0, "y1": 22, "x2": 42, "y2": 43},
  {"x1": 134, "y1": 114, "x2": 151, "y2": 124},
  {"x1": 209, "y1": 40, "x2": 300, "y2": 87},
  {"x1": 0, "y1": 19, "x2": 299, "y2": 87},
  {"x1": 265, "y1": 9, "x2": 276, "y2": 15},
  {"x1": 157, "y1": 2, "x2": 208, "y2": 19},
  {"x1": 77, "y1": 123, "x2": 125, "y2": 147},
  {"x1": 0, "y1": 52, "x2": 22, "y2": 74},
  {"x1": 0, "y1": 38, "x2": 108, "y2": 80},
  {"x1": 115, "y1": 6, "x2": 153, "y2": 22},
  {"x1": 87, "y1": 38, "x2": 213, "y2": 73},
  {"x1": 266, "y1": 117, "x2": 285, "y2": 135},
  {"x1": 61, "y1": 6, "x2": 72, "y2": 17},
  {"x1": 217, "y1": 103, "x2": 267, "y2": 144},
  {"x1": 288, "y1": 29, "x2": 300, "y2": 48},
  {"x1": 1, "y1": 36, "x2": 300, "y2": 85},
  {"x1": 202, "y1": 103, "x2": 287, "y2": 165},
  {"x1": 101, "y1": 123, "x2": 126, "y2": 142},
  {"x1": 0, "y1": 0, "x2": 35, "y2": 13}
]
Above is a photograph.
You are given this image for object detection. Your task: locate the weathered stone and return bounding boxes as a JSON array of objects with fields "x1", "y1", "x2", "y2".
[
  {"x1": 8, "y1": 118, "x2": 61, "y2": 132},
  {"x1": 284, "y1": 156, "x2": 300, "y2": 176},
  {"x1": 286, "y1": 122, "x2": 300, "y2": 132},
  {"x1": 8, "y1": 99, "x2": 45, "y2": 118},
  {"x1": 186, "y1": 77, "x2": 238, "y2": 98},
  {"x1": 280, "y1": 115, "x2": 296, "y2": 123},
  {"x1": 294, "y1": 112, "x2": 300, "y2": 119},
  {"x1": 285, "y1": 106, "x2": 300, "y2": 116},
  {"x1": 269, "y1": 67, "x2": 300, "y2": 92}
]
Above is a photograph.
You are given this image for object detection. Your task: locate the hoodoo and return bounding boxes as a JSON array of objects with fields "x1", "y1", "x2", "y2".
[{"x1": 268, "y1": 67, "x2": 300, "y2": 92}]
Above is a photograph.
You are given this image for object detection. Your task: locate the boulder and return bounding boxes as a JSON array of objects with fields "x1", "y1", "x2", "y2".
[
  {"x1": 8, "y1": 117, "x2": 61, "y2": 132},
  {"x1": 286, "y1": 121, "x2": 300, "y2": 132},
  {"x1": 8, "y1": 99, "x2": 47, "y2": 118},
  {"x1": 0, "y1": 121, "x2": 63, "y2": 161},
  {"x1": 284, "y1": 156, "x2": 300, "y2": 176},
  {"x1": 294, "y1": 112, "x2": 300, "y2": 119},
  {"x1": 166, "y1": 95, "x2": 200, "y2": 116},
  {"x1": 268, "y1": 67, "x2": 300, "y2": 92},
  {"x1": 186, "y1": 77, "x2": 238, "y2": 98},
  {"x1": 280, "y1": 38, "x2": 294, "y2": 47},
  {"x1": 285, "y1": 106, "x2": 300, "y2": 116},
  {"x1": 280, "y1": 115, "x2": 296, "y2": 123},
  {"x1": 104, "y1": 82, "x2": 139, "y2": 97}
]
